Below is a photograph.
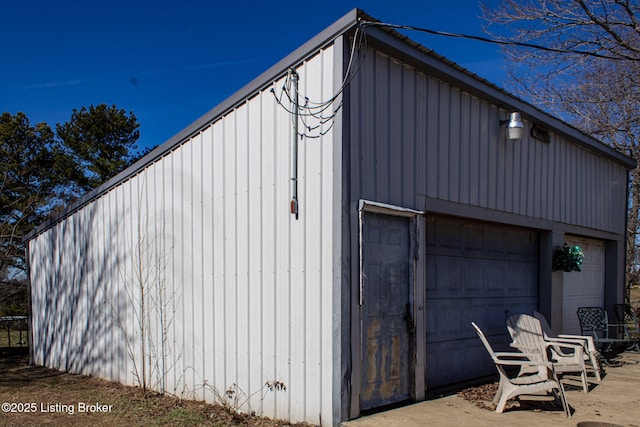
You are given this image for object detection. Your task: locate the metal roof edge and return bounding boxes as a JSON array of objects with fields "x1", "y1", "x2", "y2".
[{"x1": 25, "y1": 8, "x2": 361, "y2": 241}]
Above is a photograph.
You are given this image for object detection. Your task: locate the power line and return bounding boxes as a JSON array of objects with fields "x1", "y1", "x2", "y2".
[
  {"x1": 359, "y1": 20, "x2": 629, "y2": 61},
  {"x1": 271, "y1": 25, "x2": 368, "y2": 139},
  {"x1": 272, "y1": 17, "x2": 630, "y2": 139}
]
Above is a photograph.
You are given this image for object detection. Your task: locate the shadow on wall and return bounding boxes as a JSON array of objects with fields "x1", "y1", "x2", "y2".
[
  {"x1": 31, "y1": 202, "x2": 128, "y2": 382},
  {"x1": 30, "y1": 184, "x2": 184, "y2": 396}
]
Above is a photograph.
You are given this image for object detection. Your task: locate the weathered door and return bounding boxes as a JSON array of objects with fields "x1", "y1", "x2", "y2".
[{"x1": 361, "y1": 212, "x2": 413, "y2": 410}]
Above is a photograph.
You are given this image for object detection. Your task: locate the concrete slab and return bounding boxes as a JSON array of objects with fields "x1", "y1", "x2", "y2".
[{"x1": 343, "y1": 352, "x2": 640, "y2": 427}]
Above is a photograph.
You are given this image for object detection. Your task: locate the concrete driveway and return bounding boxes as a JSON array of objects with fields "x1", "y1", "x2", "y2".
[{"x1": 343, "y1": 352, "x2": 640, "y2": 427}]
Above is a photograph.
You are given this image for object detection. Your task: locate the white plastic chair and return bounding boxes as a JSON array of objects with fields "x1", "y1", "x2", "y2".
[
  {"x1": 506, "y1": 313, "x2": 589, "y2": 393},
  {"x1": 471, "y1": 322, "x2": 571, "y2": 416},
  {"x1": 534, "y1": 311, "x2": 603, "y2": 381}
]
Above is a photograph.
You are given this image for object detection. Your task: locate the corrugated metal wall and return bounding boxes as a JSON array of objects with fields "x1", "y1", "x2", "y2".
[
  {"x1": 347, "y1": 45, "x2": 629, "y2": 406},
  {"x1": 29, "y1": 44, "x2": 339, "y2": 426},
  {"x1": 349, "y1": 48, "x2": 628, "y2": 234}
]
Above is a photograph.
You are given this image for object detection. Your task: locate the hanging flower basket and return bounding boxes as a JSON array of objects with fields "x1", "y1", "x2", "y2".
[{"x1": 552, "y1": 244, "x2": 584, "y2": 272}]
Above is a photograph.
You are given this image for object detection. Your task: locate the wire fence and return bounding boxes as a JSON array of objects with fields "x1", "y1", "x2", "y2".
[{"x1": 0, "y1": 316, "x2": 28, "y2": 348}]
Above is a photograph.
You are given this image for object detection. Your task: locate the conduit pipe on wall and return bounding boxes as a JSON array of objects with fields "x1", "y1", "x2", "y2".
[{"x1": 290, "y1": 69, "x2": 300, "y2": 219}]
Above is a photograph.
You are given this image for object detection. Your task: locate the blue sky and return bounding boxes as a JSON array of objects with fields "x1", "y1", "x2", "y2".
[{"x1": 1, "y1": 1, "x2": 506, "y2": 152}]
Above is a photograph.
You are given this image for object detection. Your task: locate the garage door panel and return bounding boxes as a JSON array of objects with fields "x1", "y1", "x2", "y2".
[
  {"x1": 505, "y1": 229, "x2": 538, "y2": 253},
  {"x1": 462, "y1": 224, "x2": 486, "y2": 252},
  {"x1": 427, "y1": 259, "x2": 537, "y2": 299},
  {"x1": 425, "y1": 215, "x2": 539, "y2": 388},
  {"x1": 504, "y1": 262, "x2": 538, "y2": 294},
  {"x1": 424, "y1": 299, "x2": 486, "y2": 340},
  {"x1": 427, "y1": 339, "x2": 493, "y2": 387},
  {"x1": 425, "y1": 297, "x2": 537, "y2": 342},
  {"x1": 426, "y1": 258, "x2": 490, "y2": 297}
]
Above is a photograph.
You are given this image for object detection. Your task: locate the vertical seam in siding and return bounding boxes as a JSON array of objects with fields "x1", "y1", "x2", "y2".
[
  {"x1": 318, "y1": 49, "x2": 325, "y2": 420},
  {"x1": 246, "y1": 103, "x2": 252, "y2": 400},
  {"x1": 234, "y1": 111, "x2": 239, "y2": 386},
  {"x1": 222, "y1": 118, "x2": 228, "y2": 388},
  {"x1": 257, "y1": 94, "x2": 265, "y2": 411},
  {"x1": 199, "y1": 133, "x2": 206, "y2": 398}
]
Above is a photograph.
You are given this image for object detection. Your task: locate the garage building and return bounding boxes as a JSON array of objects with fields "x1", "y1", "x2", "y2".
[{"x1": 26, "y1": 9, "x2": 634, "y2": 426}]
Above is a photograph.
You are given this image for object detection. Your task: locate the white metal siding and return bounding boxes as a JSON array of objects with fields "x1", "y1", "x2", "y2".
[
  {"x1": 29, "y1": 44, "x2": 338, "y2": 426},
  {"x1": 350, "y1": 48, "x2": 628, "y2": 234}
]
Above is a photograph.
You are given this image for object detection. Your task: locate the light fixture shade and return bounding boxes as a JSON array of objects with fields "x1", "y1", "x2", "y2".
[{"x1": 506, "y1": 112, "x2": 524, "y2": 141}]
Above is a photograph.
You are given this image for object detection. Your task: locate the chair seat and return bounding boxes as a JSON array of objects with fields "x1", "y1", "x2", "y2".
[{"x1": 510, "y1": 374, "x2": 552, "y2": 386}]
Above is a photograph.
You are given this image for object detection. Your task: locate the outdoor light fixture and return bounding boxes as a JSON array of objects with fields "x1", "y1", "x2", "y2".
[{"x1": 500, "y1": 112, "x2": 524, "y2": 141}]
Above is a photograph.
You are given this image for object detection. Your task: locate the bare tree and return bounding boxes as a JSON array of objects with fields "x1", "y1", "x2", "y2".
[
  {"x1": 101, "y1": 178, "x2": 179, "y2": 396},
  {"x1": 482, "y1": 0, "x2": 640, "y2": 294}
]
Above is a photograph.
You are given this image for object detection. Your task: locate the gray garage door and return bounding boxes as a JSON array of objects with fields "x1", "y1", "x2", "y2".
[{"x1": 425, "y1": 215, "x2": 539, "y2": 388}]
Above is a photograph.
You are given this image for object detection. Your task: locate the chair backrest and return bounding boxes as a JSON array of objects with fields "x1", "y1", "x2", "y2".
[
  {"x1": 471, "y1": 322, "x2": 498, "y2": 363},
  {"x1": 506, "y1": 314, "x2": 546, "y2": 358},
  {"x1": 533, "y1": 311, "x2": 555, "y2": 339},
  {"x1": 577, "y1": 307, "x2": 608, "y2": 337},
  {"x1": 614, "y1": 303, "x2": 637, "y2": 323},
  {"x1": 614, "y1": 303, "x2": 640, "y2": 333}
]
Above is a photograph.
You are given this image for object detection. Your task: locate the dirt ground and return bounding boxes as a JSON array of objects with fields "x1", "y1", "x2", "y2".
[{"x1": 0, "y1": 348, "x2": 310, "y2": 427}]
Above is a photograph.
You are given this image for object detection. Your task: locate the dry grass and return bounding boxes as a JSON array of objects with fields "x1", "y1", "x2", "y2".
[
  {"x1": 0, "y1": 329, "x2": 28, "y2": 348},
  {"x1": 0, "y1": 350, "x2": 313, "y2": 426}
]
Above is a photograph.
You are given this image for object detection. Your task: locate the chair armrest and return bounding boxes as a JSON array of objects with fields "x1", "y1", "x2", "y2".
[
  {"x1": 493, "y1": 352, "x2": 553, "y2": 368},
  {"x1": 495, "y1": 351, "x2": 540, "y2": 359},
  {"x1": 510, "y1": 340, "x2": 584, "y2": 360},
  {"x1": 558, "y1": 334, "x2": 597, "y2": 353},
  {"x1": 545, "y1": 336, "x2": 587, "y2": 347},
  {"x1": 557, "y1": 334, "x2": 588, "y2": 340},
  {"x1": 544, "y1": 340, "x2": 584, "y2": 352},
  {"x1": 545, "y1": 340, "x2": 585, "y2": 361}
]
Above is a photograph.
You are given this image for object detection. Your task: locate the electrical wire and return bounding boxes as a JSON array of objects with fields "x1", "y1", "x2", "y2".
[
  {"x1": 272, "y1": 16, "x2": 630, "y2": 139},
  {"x1": 359, "y1": 20, "x2": 629, "y2": 61},
  {"x1": 275, "y1": 15, "x2": 632, "y2": 139},
  {"x1": 271, "y1": 25, "x2": 367, "y2": 139}
]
